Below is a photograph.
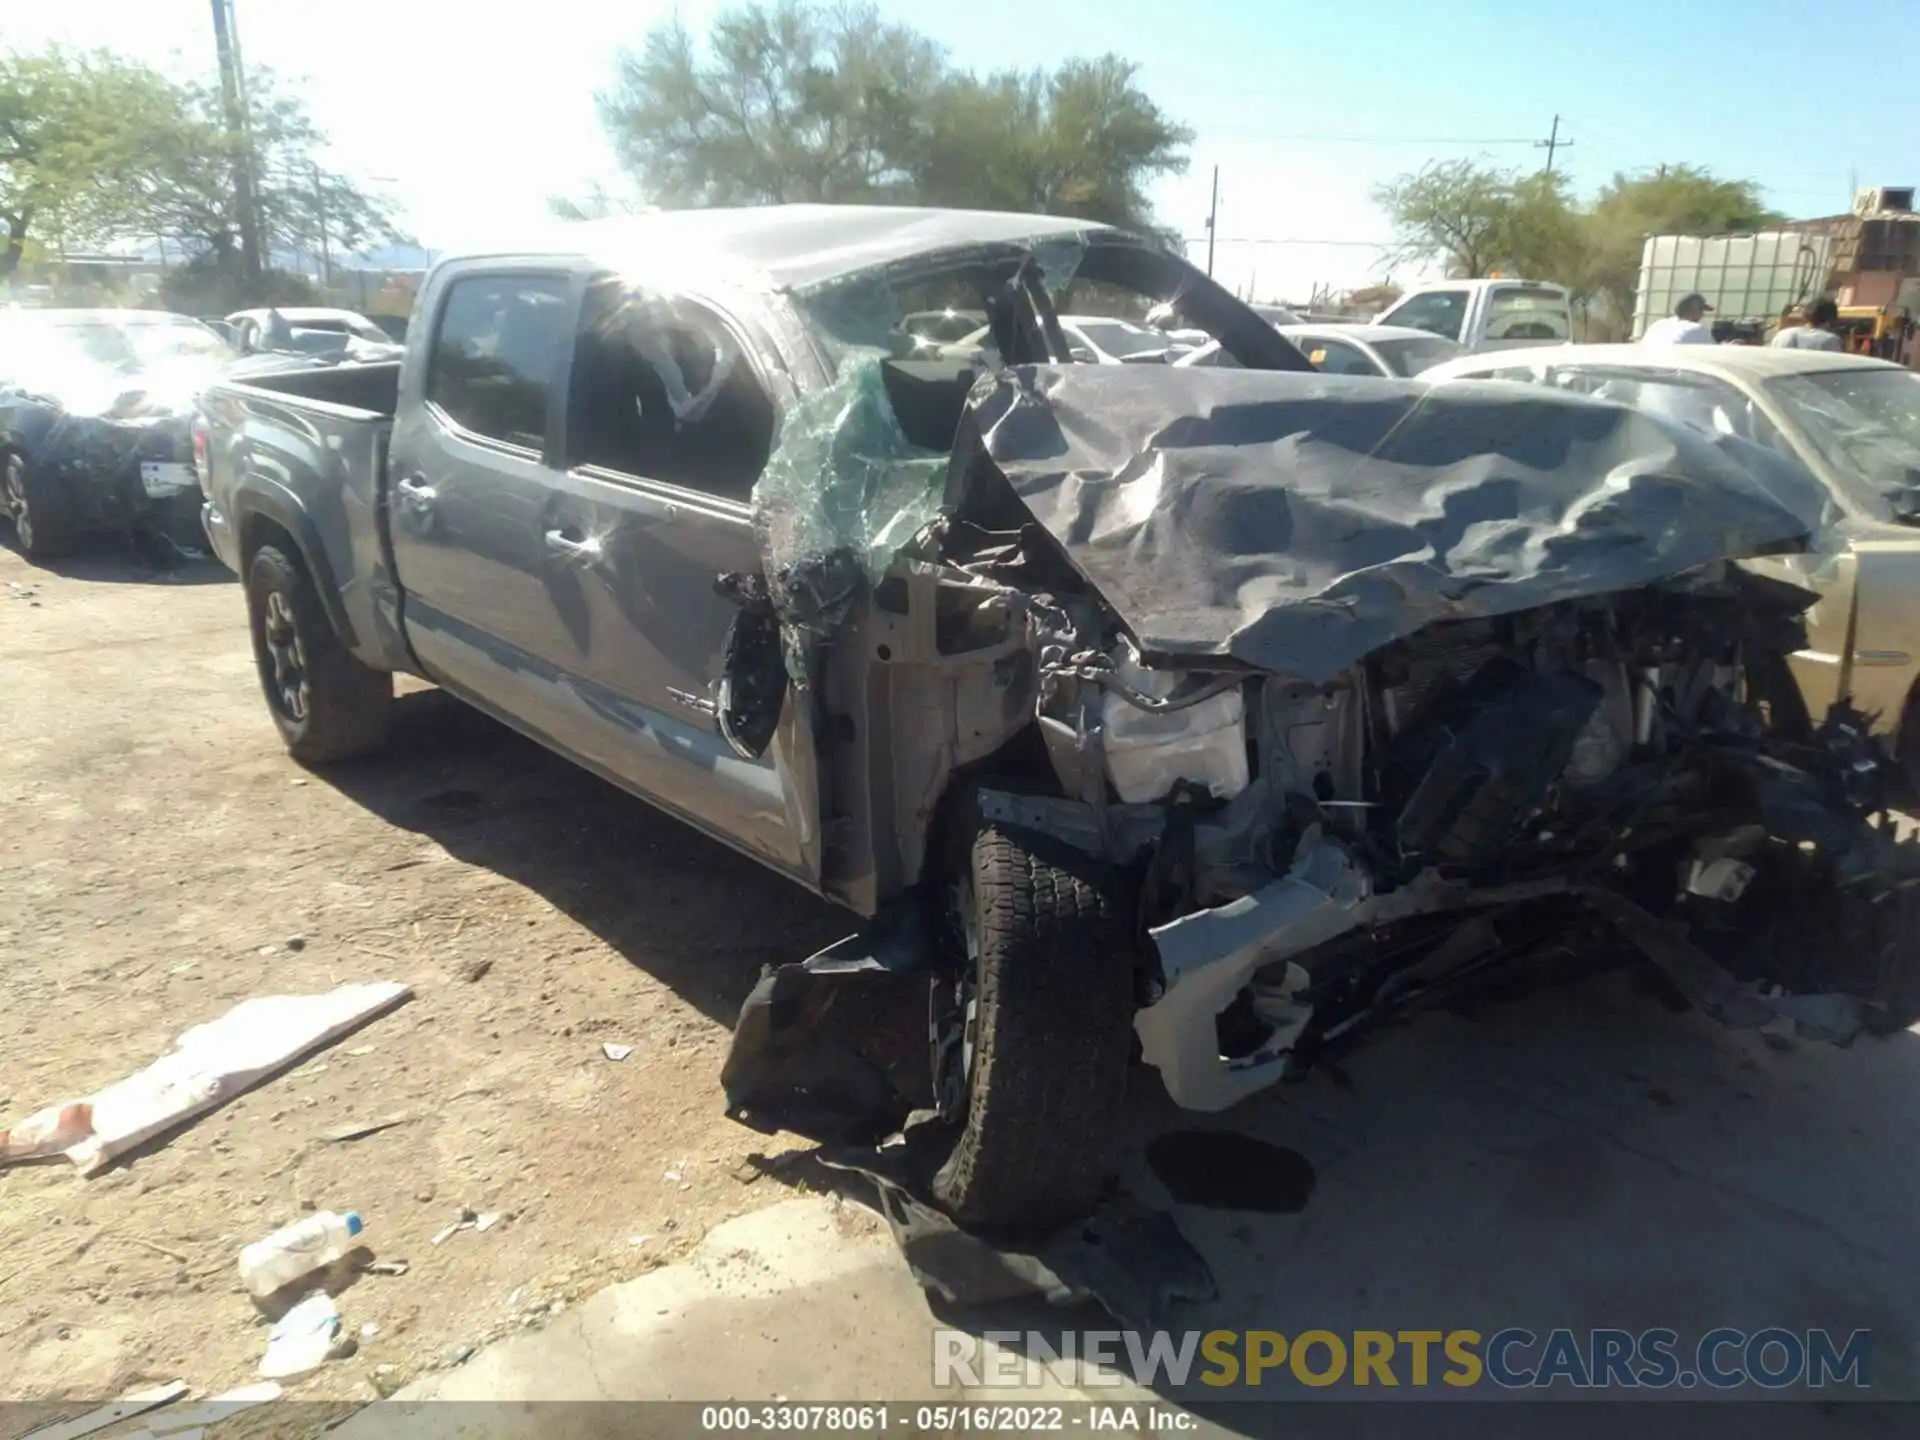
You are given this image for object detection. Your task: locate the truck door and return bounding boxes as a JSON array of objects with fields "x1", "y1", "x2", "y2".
[
  {"x1": 384, "y1": 266, "x2": 598, "y2": 744},
  {"x1": 524, "y1": 282, "x2": 810, "y2": 882}
]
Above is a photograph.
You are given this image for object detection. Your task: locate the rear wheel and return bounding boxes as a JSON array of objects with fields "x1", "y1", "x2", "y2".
[
  {"x1": 246, "y1": 542, "x2": 393, "y2": 763},
  {"x1": 929, "y1": 817, "x2": 1136, "y2": 1230},
  {"x1": 4, "y1": 452, "x2": 77, "y2": 561}
]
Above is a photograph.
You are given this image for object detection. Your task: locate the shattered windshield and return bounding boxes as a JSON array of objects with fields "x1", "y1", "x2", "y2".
[
  {"x1": 769, "y1": 232, "x2": 1314, "y2": 668},
  {"x1": 1767, "y1": 368, "x2": 1920, "y2": 518}
]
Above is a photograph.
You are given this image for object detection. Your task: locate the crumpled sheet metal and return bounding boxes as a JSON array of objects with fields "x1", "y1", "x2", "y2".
[
  {"x1": 817, "y1": 1118, "x2": 1216, "y2": 1331},
  {"x1": 966, "y1": 366, "x2": 1816, "y2": 683}
]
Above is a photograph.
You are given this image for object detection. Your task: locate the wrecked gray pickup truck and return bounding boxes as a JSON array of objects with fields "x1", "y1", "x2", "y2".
[{"x1": 199, "y1": 205, "x2": 1920, "y2": 1233}]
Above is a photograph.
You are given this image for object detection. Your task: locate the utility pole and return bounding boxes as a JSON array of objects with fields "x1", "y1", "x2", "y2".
[
  {"x1": 311, "y1": 161, "x2": 332, "y2": 289},
  {"x1": 1536, "y1": 114, "x2": 1573, "y2": 175},
  {"x1": 210, "y1": 0, "x2": 264, "y2": 284},
  {"x1": 1205, "y1": 165, "x2": 1219, "y2": 277}
]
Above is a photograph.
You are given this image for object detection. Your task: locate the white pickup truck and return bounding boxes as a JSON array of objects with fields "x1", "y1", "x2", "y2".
[{"x1": 1373, "y1": 278, "x2": 1573, "y2": 352}]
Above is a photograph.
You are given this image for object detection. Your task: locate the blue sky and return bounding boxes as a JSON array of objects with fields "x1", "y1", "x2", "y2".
[{"x1": 13, "y1": 0, "x2": 1915, "y2": 301}]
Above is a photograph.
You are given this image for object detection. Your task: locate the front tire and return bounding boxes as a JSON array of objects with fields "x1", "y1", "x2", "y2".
[
  {"x1": 246, "y1": 543, "x2": 393, "y2": 763},
  {"x1": 4, "y1": 452, "x2": 77, "y2": 561},
  {"x1": 930, "y1": 821, "x2": 1136, "y2": 1230}
]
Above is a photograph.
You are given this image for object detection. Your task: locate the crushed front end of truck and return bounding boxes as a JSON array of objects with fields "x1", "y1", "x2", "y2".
[{"x1": 716, "y1": 238, "x2": 1919, "y2": 1239}]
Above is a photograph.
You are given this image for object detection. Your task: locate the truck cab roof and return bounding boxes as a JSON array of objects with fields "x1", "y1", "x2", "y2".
[{"x1": 440, "y1": 204, "x2": 1119, "y2": 294}]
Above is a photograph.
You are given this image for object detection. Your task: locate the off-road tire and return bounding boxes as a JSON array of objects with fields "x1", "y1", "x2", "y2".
[
  {"x1": 247, "y1": 543, "x2": 393, "y2": 764},
  {"x1": 5, "y1": 451, "x2": 79, "y2": 561},
  {"x1": 931, "y1": 823, "x2": 1136, "y2": 1230}
]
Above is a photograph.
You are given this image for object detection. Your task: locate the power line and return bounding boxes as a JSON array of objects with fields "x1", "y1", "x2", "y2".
[{"x1": 1211, "y1": 132, "x2": 1549, "y2": 145}]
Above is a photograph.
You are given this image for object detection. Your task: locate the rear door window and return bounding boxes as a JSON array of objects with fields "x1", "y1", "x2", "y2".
[
  {"x1": 425, "y1": 274, "x2": 574, "y2": 452},
  {"x1": 567, "y1": 285, "x2": 776, "y2": 504},
  {"x1": 1381, "y1": 289, "x2": 1469, "y2": 341},
  {"x1": 1484, "y1": 286, "x2": 1571, "y2": 342}
]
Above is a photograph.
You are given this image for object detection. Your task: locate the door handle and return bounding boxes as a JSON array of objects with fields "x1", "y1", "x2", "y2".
[
  {"x1": 396, "y1": 474, "x2": 437, "y2": 504},
  {"x1": 544, "y1": 528, "x2": 602, "y2": 560}
]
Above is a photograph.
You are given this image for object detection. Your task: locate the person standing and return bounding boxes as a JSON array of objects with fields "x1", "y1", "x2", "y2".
[
  {"x1": 1771, "y1": 298, "x2": 1845, "y2": 351},
  {"x1": 1642, "y1": 293, "x2": 1716, "y2": 345}
]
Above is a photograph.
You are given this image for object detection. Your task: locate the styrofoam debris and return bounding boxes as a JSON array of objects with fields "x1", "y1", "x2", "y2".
[
  {"x1": 2, "y1": 982, "x2": 411, "y2": 1175},
  {"x1": 259, "y1": 1292, "x2": 341, "y2": 1379}
]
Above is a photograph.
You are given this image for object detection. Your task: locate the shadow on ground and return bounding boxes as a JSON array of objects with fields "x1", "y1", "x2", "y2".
[
  {"x1": 0, "y1": 534, "x2": 235, "y2": 586},
  {"x1": 318, "y1": 687, "x2": 852, "y2": 1030},
  {"x1": 300, "y1": 682, "x2": 1920, "y2": 1432},
  {"x1": 732, "y1": 962, "x2": 1920, "y2": 1434}
]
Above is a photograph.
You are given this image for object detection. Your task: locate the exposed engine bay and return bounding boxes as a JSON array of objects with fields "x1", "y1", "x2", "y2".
[
  {"x1": 959, "y1": 558, "x2": 1910, "y2": 1112},
  {"x1": 722, "y1": 353, "x2": 1919, "y2": 1151},
  {"x1": 711, "y1": 233, "x2": 1920, "y2": 1256}
]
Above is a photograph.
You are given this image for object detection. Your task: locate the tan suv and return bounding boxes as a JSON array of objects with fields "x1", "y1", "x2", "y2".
[{"x1": 1426, "y1": 343, "x2": 1920, "y2": 785}]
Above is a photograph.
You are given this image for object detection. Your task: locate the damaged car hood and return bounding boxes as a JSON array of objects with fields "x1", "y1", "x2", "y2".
[{"x1": 964, "y1": 366, "x2": 1816, "y2": 682}]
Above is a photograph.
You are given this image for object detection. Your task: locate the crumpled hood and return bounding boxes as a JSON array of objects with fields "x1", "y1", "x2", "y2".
[
  {"x1": 964, "y1": 365, "x2": 1814, "y2": 682},
  {"x1": 1, "y1": 352, "x2": 228, "y2": 423}
]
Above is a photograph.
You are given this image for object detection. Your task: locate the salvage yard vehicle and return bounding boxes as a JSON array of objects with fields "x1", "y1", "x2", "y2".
[
  {"x1": 894, "y1": 308, "x2": 988, "y2": 357},
  {"x1": 1175, "y1": 322, "x2": 1467, "y2": 377},
  {"x1": 199, "y1": 205, "x2": 1920, "y2": 1232},
  {"x1": 1, "y1": 308, "x2": 236, "y2": 561},
  {"x1": 938, "y1": 311, "x2": 1184, "y2": 365},
  {"x1": 223, "y1": 307, "x2": 407, "y2": 367},
  {"x1": 1424, "y1": 344, "x2": 1920, "y2": 786},
  {"x1": 1278, "y1": 321, "x2": 1467, "y2": 376},
  {"x1": 225, "y1": 306, "x2": 396, "y2": 355},
  {"x1": 1374, "y1": 277, "x2": 1574, "y2": 351}
]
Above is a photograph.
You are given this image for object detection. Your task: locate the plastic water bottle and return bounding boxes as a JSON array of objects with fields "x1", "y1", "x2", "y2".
[{"x1": 239, "y1": 1211, "x2": 364, "y2": 1299}]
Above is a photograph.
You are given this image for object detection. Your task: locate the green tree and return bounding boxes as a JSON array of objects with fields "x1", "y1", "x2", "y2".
[
  {"x1": 1374, "y1": 159, "x2": 1580, "y2": 279},
  {"x1": 596, "y1": 1, "x2": 943, "y2": 206},
  {"x1": 591, "y1": 0, "x2": 1191, "y2": 230},
  {"x1": 548, "y1": 181, "x2": 651, "y2": 221},
  {"x1": 1577, "y1": 163, "x2": 1781, "y2": 323},
  {"x1": 0, "y1": 46, "x2": 181, "y2": 276},
  {"x1": 130, "y1": 67, "x2": 405, "y2": 283},
  {"x1": 914, "y1": 56, "x2": 1190, "y2": 230}
]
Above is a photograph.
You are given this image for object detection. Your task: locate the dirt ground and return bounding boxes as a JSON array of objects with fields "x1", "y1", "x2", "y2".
[{"x1": 0, "y1": 540, "x2": 864, "y2": 1402}]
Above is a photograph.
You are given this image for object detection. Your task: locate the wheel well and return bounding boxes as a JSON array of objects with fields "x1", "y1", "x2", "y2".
[
  {"x1": 235, "y1": 508, "x2": 359, "y2": 651},
  {"x1": 238, "y1": 510, "x2": 298, "y2": 572}
]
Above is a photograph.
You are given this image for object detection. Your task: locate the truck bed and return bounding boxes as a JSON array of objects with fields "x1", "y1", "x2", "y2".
[
  {"x1": 220, "y1": 359, "x2": 401, "y2": 418},
  {"x1": 200, "y1": 361, "x2": 403, "y2": 668}
]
